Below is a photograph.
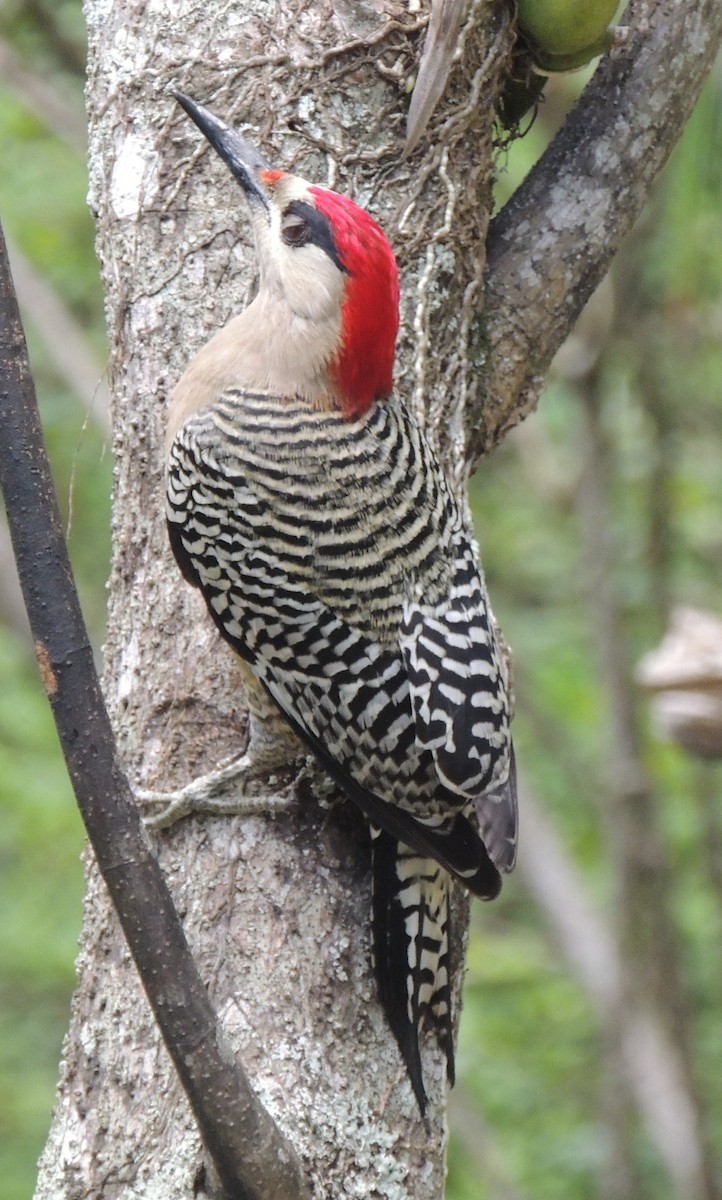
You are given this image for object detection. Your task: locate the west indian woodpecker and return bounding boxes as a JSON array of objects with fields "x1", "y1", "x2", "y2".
[{"x1": 150, "y1": 93, "x2": 518, "y2": 1113}]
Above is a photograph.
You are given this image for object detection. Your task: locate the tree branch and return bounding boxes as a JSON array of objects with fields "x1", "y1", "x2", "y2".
[
  {"x1": 475, "y1": 0, "x2": 722, "y2": 464},
  {"x1": 0, "y1": 35, "x2": 86, "y2": 153},
  {"x1": 516, "y1": 778, "x2": 711, "y2": 1198},
  {"x1": 7, "y1": 236, "x2": 110, "y2": 434},
  {"x1": 0, "y1": 224, "x2": 310, "y2": 1200}
]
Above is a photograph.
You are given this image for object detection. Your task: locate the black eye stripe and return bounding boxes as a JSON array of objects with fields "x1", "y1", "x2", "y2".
[{"x1": 282, "y1": 200, "x2": 348, "y2": 274}]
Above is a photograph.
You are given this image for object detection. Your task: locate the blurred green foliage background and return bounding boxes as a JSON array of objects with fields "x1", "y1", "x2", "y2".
[{"x1": 1, "y1": 4, "x2": 721, "y2": 1198}]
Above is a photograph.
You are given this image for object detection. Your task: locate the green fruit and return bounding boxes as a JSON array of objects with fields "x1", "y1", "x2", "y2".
[
  {"x1": 517, "y1": 0, "x2": 620, "y2": 57},
  {"x1": 531, "y1": 27, "x2": 617, "y2": 72}
]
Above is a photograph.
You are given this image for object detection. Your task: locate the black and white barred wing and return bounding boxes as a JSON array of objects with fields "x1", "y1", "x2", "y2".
[
  {"x1": 167, "y1": 411, "x2": 512, "y2": 885},
  {"x1": 244, "y1": 602, "x2": 499, "y2": 894},
  {"x1": 399, "y1": 547, "x2": 518, "y2": 875}
]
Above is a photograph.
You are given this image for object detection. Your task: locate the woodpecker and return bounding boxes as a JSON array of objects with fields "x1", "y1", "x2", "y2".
[{"x1": 165, "y1": 93, "x2": 517, "y2": 1112}]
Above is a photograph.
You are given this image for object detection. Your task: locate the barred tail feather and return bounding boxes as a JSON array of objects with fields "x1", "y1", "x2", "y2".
[{"x1": 371, "y1": 828, "x2": 454, "y2": 1113}]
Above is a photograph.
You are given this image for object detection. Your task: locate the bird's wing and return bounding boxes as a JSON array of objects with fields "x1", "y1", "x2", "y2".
[
  {"x1": 168, "y1": 504, "x2": 501, "y2": 893},
  {"x1": 399, "y1": 546, "x2": 518, "y2": 873},
  {"x1": 249, "y1": 603, "x2": 503, "y2": 899},
  {"x1": 167, "y1": 417, "x2": 512, "y2": 886}
]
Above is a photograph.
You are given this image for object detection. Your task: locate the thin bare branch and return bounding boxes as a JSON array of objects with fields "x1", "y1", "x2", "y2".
[
  {"x1": 476, "y1": 0, "x2": 722, "y2": 464},
  {"x1": 517, "y1": 779, "x2": 711, "y2": 1198},
  {"x1": 0, "y1": 241, "x2": 109, "y2": 644},
  {"x1": 449, "y1": 1086, "x2": 532, "y2": 1200},
  {"x1": 0, "y1": 224, "x2": 310, "y2": 1200},
  {"x1": 0, "y1": 36, "x2": 86, "y2": 154},
  {"x1": 7, "y1": 237, "x2": 110, "y2": 434},
  {"x1": 20, "y1": 0, "x2": 87, "y2": 77}
]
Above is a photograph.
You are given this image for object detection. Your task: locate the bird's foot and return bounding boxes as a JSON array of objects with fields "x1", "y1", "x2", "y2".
[{"x1": 137, "y1": 746, "x2": 309, "y2": 830}]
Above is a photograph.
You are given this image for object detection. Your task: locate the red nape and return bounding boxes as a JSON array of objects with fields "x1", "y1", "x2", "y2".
[{"x1": 311, "y1": 186, "x2": 399, "y2": 420}]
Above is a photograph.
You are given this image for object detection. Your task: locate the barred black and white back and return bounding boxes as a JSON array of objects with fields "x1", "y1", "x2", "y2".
[{"x1": 167, "y1": 386, "x2": 517, "y2": 1110}]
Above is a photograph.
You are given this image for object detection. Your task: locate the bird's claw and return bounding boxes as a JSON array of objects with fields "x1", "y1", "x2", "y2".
[{"x1": 136, "y1": 751, "x2": 301, "y2": 830}]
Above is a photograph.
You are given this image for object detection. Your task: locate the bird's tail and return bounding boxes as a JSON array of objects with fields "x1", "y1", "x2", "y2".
[{"x1": 371, "y1": 828, "x2": 454, "y2": 1113}]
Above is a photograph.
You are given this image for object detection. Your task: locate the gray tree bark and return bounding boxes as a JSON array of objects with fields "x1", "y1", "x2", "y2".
[{"x1": 34, "y1": 1, "x2": 722, "y2": 1198}]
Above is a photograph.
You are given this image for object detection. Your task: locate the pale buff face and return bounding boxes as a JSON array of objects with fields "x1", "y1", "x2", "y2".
[{"x1": 249, "y1": 174, "x2": 347, "y2": 323}]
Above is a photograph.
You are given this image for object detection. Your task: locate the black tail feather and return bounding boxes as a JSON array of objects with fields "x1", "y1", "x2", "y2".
[{"x1": 371, "y1": 828, "x2": 454, "y2": 1113}]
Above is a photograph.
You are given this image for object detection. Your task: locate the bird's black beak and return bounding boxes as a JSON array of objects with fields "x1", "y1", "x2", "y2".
[{"x1": 175, "y1": 93, "x2": 272, "y2": 212}]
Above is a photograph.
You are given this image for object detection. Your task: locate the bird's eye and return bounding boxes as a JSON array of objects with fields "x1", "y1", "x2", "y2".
[{"x1": 281, "y1": 212, "x2": 309, "y2": 247}]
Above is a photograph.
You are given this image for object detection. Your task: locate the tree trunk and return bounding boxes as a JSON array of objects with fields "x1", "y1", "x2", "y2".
[
  {"x1": 35, "y1": 2, "x2": 510, "y2": 1196},
  {"x1": 33, "y1": 0, "x2": 722, "y2": 1197}
]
